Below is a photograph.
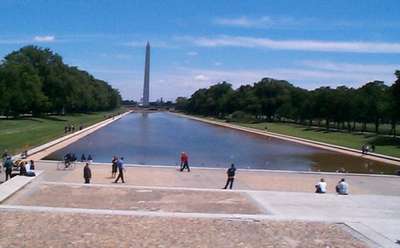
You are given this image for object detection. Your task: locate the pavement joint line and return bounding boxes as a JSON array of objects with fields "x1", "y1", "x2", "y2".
[
  {"x1": 0, "y1": 171, "x2": 43, "y2": 204},
  {"x1": 38, "y1": 181, "x2": 340, "y2": 196},
  {"x1": 40, "y1": 181, "x2": 398, "y2": 199},
  {"x1": 41, "y1": 181, "x2": 259, "y2": 193},
  {"x1": 0, "y1": 204, "x2": 273, "y2": 220},
  {"x1": 0, "y1": 204, "x2": 336, "y2": 223},
  {"x1": 340, "y1": 223, "x2": 382, "y2": 248},
  {"x1": 38, "y1": 160, "x2": 400, "y2": 178},
  {"x1": 0, "y1": 204, "x2": 390, "y2": 225},
  {"x1": 344, "y1": 222, "x2": 397, "y2": 248}
]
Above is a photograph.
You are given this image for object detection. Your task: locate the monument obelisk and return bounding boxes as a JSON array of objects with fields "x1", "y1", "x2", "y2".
[{"x1": 142, "y1": 41, "x2": 150, "y2": 106}]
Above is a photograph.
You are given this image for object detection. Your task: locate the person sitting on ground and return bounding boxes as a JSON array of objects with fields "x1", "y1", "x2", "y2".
[
  {"x1": 23, "y1": 160, "x2": 36, "y2": 177},
  {"x1": 223, "y1": 163, "x2": 236, "y2": 190},
  {"x1": 336, "y1": 178, "x2": 349, "y2": 195},
  {"x1": 83, "y1": 163, "x2": 92, "y2": 184},
  {"x1": 87, "y1": 154, "x2": 93, "y2": 164},
  {"x1": 81, "y1": 154, "x2": 86, "y2": 162},
  {"x1": 19, "y1": 162, "x2": 27, "y2": 176},
  {"x1": 71, "y1": 153, "x2": 77, "y2": 162},
  {"x1": 29, "y1": 160, "x2": 35, "y2": 170},
  {"x1": 315, "y1": 178, "x2": 327, "y2": 193}
]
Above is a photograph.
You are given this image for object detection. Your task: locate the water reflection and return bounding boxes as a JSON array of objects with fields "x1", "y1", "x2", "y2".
[{"x1": 45, "y1": 112, "x2": 399, "y2": 174}]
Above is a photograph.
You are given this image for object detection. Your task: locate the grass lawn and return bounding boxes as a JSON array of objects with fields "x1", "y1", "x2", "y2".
[
  {"x1": 0, "y1": 108, "x2": 125, "y2": 155},
  {"x1": 236, "y1": 122, "x2": 400, "y2": 158}
]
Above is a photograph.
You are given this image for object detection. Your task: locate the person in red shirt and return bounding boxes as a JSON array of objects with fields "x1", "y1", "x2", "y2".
[{"x1": 180, "y1": 152, "x2": 190, "y2": 172}]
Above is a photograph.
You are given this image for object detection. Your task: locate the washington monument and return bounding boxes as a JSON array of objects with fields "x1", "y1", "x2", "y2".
[{"x1": 142, "y1": 41, "x2": 150, "y2": 106}]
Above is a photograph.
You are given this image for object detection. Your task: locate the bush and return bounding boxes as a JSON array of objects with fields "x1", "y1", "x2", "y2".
[{"x1": 227, "y1": 111, "x2": 256, "y2": 123}]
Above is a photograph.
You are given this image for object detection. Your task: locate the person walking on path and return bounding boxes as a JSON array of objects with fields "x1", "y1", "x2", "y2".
[
  {"x1": 223, "y1": 164, "x2": 236, "y2": 190},
  {"x1": 83, "y1": 163, "x2": 92, "y2": 184},
  {"x1": 180, "y1": 152, "x2": 190, "y2": 172},
  {"x1": 111, "y1": 156, "x2": 118, "y2": 178},
  {"x1": 3, "y1": 156, "x2": 13, "y2": 181},
  {"x1": 114, "y1": 157, "x2": 125, "y2": 183}
]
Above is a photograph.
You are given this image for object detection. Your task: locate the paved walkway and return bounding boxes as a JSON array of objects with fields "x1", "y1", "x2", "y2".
[
  {"x1": 38, "y1": 161, "x2": 400, "y2": 196},
  {"x1": 2, "y1": 161, "x2": 400, "y2": 247}
]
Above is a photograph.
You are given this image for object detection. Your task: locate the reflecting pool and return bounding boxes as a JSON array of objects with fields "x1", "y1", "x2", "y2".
[{"x1": 45, "y1": 112, "x2": 398, "y2": 174}]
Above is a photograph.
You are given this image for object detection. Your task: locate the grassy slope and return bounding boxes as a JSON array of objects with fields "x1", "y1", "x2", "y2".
[
  {"x1": 236, "y1": 122, "x2": 400, "y2": 158},
  {"x1": 0, "y1": 108, "x2": 125, "y2": 155}
]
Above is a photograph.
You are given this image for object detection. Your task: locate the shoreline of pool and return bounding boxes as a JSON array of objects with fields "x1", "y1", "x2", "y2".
[{"x1": 171, "y1": 112, "x2": 400, "y2": 168}]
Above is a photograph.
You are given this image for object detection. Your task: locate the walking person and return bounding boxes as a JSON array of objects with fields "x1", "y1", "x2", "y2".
[
  {"x1": 111, "y1": 156, "x2": 118, "y2": 178},
  {"x1": 3, "y1": 156, "x2": 13, "y2": 181},
  {"x1": 114, "y1": 157, "x2": 125, "y2": 183},
  {"x1": 223, "y1": 164, "x2": 236, "y2": 190},
  {"x1": 83, "y1": 163, "x2": 92, "y2": 184},
  {"x1": 180, "y1": 152, "x2": 190, "y2": 172}
]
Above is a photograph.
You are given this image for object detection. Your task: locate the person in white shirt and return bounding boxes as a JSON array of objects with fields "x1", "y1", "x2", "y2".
[{"x1": 315, "y1": 178, "x2": 327, "y2": 193}]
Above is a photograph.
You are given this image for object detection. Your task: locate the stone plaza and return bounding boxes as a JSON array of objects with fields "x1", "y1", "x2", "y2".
[{"x1": 1, "y1": 161, "x2": 399, "y2": 247}]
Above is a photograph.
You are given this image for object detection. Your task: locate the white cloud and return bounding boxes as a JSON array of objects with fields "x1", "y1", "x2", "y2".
[
  {"x1": 183, "y1": 35, "x2": 400, "y2": 54},
  {"x1": 186, "y1": 51, "x2": 198, "y2": 56},
  {"x1": 194, "y1": 74, "x2": 209, "y2": 81},
  {"x1": 33, "y1": 35, "x2": 55, "y2": 42},
  {"x1": 214, "y1": 62, "x2": 222, "y2": 66},
  {"x1": 301, "y1": 60, "x2": 400, "y2": 74},
  {"x1": 214, "y1": 16, "x2": 299, "y2": 29}
]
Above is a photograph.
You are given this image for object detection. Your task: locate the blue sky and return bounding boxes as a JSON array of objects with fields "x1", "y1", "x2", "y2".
[{"x1": 1, "y1": 0, "x2": 400, "y2": 101}]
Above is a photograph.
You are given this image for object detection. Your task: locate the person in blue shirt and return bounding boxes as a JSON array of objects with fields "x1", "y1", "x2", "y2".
[
  {"x1": 3, "y1": 156, "x2": 13, "y2": 181},
  {"x1": 114, "y1": 157, "x2": 125, "y2": 183},
  {"x1": 336, "y1": 178, "x2": 349, "y2": 195}
]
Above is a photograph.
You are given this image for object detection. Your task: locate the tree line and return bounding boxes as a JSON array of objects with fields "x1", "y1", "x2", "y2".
[
  {"x1": 0, "y1": 46, "x2": 121, "y2": 117},
  {"x1": 176, "y1": 71, "x2": 400, "y2": 136}
]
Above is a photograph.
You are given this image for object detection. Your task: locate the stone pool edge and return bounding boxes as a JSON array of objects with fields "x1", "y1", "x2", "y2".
[
  {"x1": 22, "y1": 111, "x2": 132, "y2": 161},
  {"x1": 171, "y1": 112, "x2": 400, "y2": 168}
]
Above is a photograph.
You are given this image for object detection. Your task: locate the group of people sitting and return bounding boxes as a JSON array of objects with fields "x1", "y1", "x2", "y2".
[
  {"x1": 64, "y1": 153, "x2": 93, "y2": 167},
  {"x1": 2, "y1": 156, "x2": 36, "y2": 181},
  {"x1": 315, "y1": 178, "x2": 349, "y2": 195}
]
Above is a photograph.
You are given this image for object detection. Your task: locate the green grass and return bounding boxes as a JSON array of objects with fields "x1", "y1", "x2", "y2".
[
  {"x1": 236, "y1": 122, "x2": 400, "y2": 158},
  {"x1": 0, "y1": 108, "x2": 125, "y2": 155}
]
